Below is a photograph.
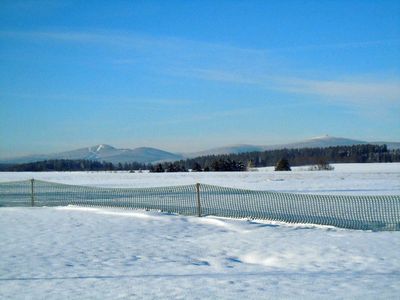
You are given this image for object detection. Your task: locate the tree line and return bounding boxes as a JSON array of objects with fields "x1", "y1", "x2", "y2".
[
  {"x1": 149, "y1": 158, "x2": 246, "y2": 172},
  {"x1": 0, "y1": 160, "x2": 150, "y2": 172},
  {"x1": 175, "y1": 144, "x2": 399, "y2": 171}
]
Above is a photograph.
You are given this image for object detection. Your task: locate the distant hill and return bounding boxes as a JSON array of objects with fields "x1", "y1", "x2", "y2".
[
  {"x1": 264, "y1": 136, "x2": 368, "y2": 150},
  {"x1": 188, "y1": 135, "x2": 400, "y2": 157},
  {"x1": 2, "y1": 136, "x2": 399, "y2": 164},
  {"x1": 1, "y1": 144, "x2": 183, "y2": 164},
  {"x1": 371, "y1": 141, "x2": 400, "y2": 150}
]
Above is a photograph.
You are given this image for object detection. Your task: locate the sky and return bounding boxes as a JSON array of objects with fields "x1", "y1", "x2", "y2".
[{"x1": 0, "y1": 0, "x2": 399, "y2": 157}]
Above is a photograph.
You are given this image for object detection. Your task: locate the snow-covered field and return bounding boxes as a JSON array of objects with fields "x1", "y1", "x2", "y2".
[
  {"x1": 1, "y1": 207, "x2": 399, "y2": 299},
  {"x1": 1, "y1": 163, "x2": 400, "y2": 299},
  {"x1": 0, "y1": 163, "x2": 399, "y2": 195}
]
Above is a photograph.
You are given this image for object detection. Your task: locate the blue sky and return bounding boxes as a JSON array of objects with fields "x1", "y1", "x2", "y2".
[{"x1": 1, "y1": 0, "x2": 399, "y2": 157}]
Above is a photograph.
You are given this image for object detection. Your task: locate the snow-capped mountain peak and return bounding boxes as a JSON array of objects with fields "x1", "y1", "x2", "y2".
[
  {"x1": 309, "y1": 134, "x2": 332, "y2": 140},
  {"x1": 89, "y1": 144, "x2": 115, "y2": 152}
]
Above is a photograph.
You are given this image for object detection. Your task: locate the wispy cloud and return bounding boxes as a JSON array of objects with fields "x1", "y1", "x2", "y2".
[
  {"x1": 0, "y1": 92, "x2": 195, "y2": 107},
  {"x1": 266, "y1": 39, "x2": 400, "y2": 53},
  {"x1": 273, "y1": 76, "x2": 400, "y2": 103},
  {"x1": 3, "y1": 29, "x2": 398, "y2": 53},
  {"x1": 0, "y1": 30, "x2": 156, "y2": 49},
  {"x1": 0, "y1": 30, "x2": 266, "y2": 58},
  {"x1": 0, "y1": 30, "x2": 274, "y2": 79},
  {"x1": 179, "y1": 68, "x2": 400, "y2": 105},
  {"x1": 1, "y1": 29, "x2": 399, "y2": 107}
]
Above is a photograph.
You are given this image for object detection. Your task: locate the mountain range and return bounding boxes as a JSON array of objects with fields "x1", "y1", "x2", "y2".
[
  {"x1": 188, "y1": 135, "x2": 400, "y2": 157},
  {"x1": 2, "y1": 135, "x2": 399, "y2": 165},
  {"x1": 1, "y1": 144, "x2": 183, "y2": 165}
]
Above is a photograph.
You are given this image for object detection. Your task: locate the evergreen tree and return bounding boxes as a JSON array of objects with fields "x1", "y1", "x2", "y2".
[
  {"x1": 275, "y1": 158, "x2": 291, "y2": 171},
  {"x1": 150, "y1": 164, "x2": 164, "y2": 173},
  {"x1": 192, "y1": 162, "x2": 203, "y2": 172}
]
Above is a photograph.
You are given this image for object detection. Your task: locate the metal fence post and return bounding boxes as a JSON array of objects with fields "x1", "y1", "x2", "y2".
[
  {"x1": 30, "y1": 179, "x2": 35, "y2": 207},
  {"x1": 196, "y1": 183, "x2": 202, "y2": 217}
]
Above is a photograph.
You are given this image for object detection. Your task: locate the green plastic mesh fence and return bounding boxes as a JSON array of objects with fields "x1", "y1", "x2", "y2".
[{"x1": 0, "y1": 179, "x2": 399, "y2": 231}]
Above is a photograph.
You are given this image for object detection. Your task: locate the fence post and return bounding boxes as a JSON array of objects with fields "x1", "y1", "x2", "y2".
[
  {"x1": 30, "y1": 179, "x2": 35, "y2": 207},
  {"x1": 196, "y1": 183, "x2": 202, "y2": 217}
]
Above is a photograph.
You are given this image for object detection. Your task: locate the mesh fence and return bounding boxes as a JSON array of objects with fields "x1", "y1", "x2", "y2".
[{"x1": 0, "y1": 179, "x2": 399, "y2": 231}]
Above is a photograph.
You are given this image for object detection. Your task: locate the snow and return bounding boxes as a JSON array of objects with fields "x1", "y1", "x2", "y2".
[
  {"x1": 0, "y1": 206, "x2": 399, "y2": 299},
  {"x1": 1, "y1": 163, "x2": 399, "y2": 298},
  {"x1": 0, "y1": 163, "x2": 399, "y2": 195}
]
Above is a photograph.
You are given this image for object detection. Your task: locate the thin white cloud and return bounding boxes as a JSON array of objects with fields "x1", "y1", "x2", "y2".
[
  {"x1": 0, "y1": 92, "x2": 195, "y2": 106},
  {"x1": 1, "y1": 30, "x2": 399, "y2": 106},
  {"x1": 273, "y1": 77, "x2": 400, "y2": 103},
  {"x1": 0, "y1": 30, "x2": 155, "y2": 49},
  {"x1": 2, "y1": 29, "x2": 398, "y2": 53},
  {"x1": 266, "y1": 39, "x2": 400, "y2": 53},
  {"x1": 179, "y1": 68, "x2": 400, "y2": 105},
  {"x1": 0, "y1": 30, "x2": 266, "y2": 57}
]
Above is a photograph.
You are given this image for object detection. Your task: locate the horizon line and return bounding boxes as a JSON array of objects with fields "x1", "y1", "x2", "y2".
[{"x1": 1, "y1": 135, "x2": 399, "y2": 160}]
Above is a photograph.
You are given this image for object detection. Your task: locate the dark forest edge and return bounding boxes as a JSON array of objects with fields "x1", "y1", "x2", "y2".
[
  {"x1": 0, "y1": 144, "x2": 399, "y2": 172},
  {"x1": 0, "y1": 160, "x2": 151, "y2": 172}
]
